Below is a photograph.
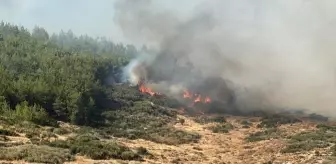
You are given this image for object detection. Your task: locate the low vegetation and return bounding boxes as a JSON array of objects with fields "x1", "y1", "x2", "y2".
[
  {"x1": 257, "y1": 114, "x2": 302, "y2": 128},
  {"x1": 208, "y1": 123, "x2": 234, "y2": 133},
  {"x1": 246, "y1": 128, "x2": 280, "y2": 142},
  {"x1": 0, "y1": 129, "x2": 18, "y2": 136},
  {"x1": 101, "y1": 100, "x2": 200, "y2": 145},
  {"x1": 0, "y1": 145, "x2": 73, "y2": 164},
  {"x1": 240, "y1": 120, "x2": 252, "y2": 128},
  {"x1": 193, "y1": 116, "x2": 226, "y2": 124},
  {"x1": 48, "y1": 134, "x2": 142, "y2": 160},
  {"x1": 281, "y1": 124, "x2": 336, "y2": 153}
]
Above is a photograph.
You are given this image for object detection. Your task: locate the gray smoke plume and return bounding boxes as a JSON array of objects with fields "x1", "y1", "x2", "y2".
[{"x1": 115, "y1": 0, "x2": 336, "y2": 116}]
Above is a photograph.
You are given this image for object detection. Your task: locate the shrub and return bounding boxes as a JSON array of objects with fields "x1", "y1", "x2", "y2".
[
  {"x1": 3, "y1": 101, "x2": 57, "y2": 126},
  {"x1": 246, "y1": 128, "x2": 279, "y2": 142},
  {"x1": 209, "y1": 123, "x2": 234, "y2": 133},
  {"x1": 14, "y1": 121, "x2": 40, "y2": 134},
  {"x1": 49, "y1": 134, "x2": 142, "y2": 160},
  {"x1": 53, "y1": 128, "x2": 71, "y2": 135},
  {"x1": 257, "y1": 114, "x2": 302, "y2": 128},
  {"x1": 144, "y1": 127, "x2": 201, "y2": 145},
  {"x1": 25, "y1": 129, "x2": 41, "y2": 138},
  {"x1": 136, "y1": 147, "x2": 149, "y2": 155},
  {"x1": 48, "y1": 140, "x2": 70, "y2": 149},
  {"x1": 242, "y1": 125, "x2": 250, "y2": 129},
  {"x1": 281, "y1": 140, "x2": 330, "y2": 153},
  {"x1": 0, "y1": 129, "x2": 18, "y2": 136},
  {"x1": 308, "y1": 113, "x2": 328, "y2": 122},
  {"x1": 100, "y1": 101, "x2": 201, "y2": 145},
  {"x1": 194, "y1": 116, "x2": 226, "y2": 124},
  {"x1": 178, "y1": 118, "x2": 185, "y2": 125},
  {"x1": 120, "y1": 151, "x2": 139, "y2": 160},
  {"x1": 316, "y1": 124, "x2": 336, "y2": 132},
  {"x1": 241, "y1": 120, "x2": 252, "y2": 126},
  {"x1": 330, "y1": 145, "x2": 336, "y2": 156},
  {"x1": 281, "y1": 130, "x2": 336, "y2": 153},
  {"x1": 0, "y1": 145, "x2": 73, "y2": 164}
]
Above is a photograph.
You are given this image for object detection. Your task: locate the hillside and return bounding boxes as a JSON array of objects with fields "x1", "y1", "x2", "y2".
[
  {"x1": 1, "y1": 22, "x2": 336, "y2": 164},
  {"x1": 1, "y1": 113, "x2": 336, "y2": 164}
]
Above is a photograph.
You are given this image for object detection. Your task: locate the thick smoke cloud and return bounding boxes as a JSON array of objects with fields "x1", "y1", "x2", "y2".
[{"x1": 115, "y1": 0, "x2": 336, "y2": 116}]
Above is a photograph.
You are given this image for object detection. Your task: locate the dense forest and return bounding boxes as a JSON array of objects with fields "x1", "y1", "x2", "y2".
[{"x1": 0, "y1": 22, "x2": 136, "y2": 125}]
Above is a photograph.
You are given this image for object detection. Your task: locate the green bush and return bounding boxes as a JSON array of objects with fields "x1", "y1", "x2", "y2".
[
  {"x1": 101, "y1": 101, "x2": 200, "y2": 145},
  {"x1": 49, "y1": 134, "x2": 142, "y2": 160},
  {"x1": 281, "y1": 129, "x2": 336, "y2": 153},
  {"x1": 25, "y1": 129, "x2": 41, "y2": 139},
  {"x1": 3, "y1": 101, "x2": 57, "y2": 126},
  {"x1": 257, "y1": 114, "x2": 302, "y2": 128},
  {"x1": 0, "y1": 145, "x2": 73, "y2": 164},
  {"x1": 308, "y1": 113, "x2": 328, "y2": 122},
  {"x1": 330, "y1": 145, "x2": 336, "y2": 156},
  {"x1": 246, "y1": 128, "x2": 279, "y2": 142},
  {"x1": 53, "y1": 128, "x2": 71, "y2": 135},
  {"x1": 281, "y1": 140, "x2": 330, "y2": 153},
  {"x1": 178, "y1": 118, "x2": 185, "y2": 125},
  {"x1": 208, "y1": 123, "x2": 234, "y2": 133},
  {"x1": 316, "y1": 124, "x2": 336, "y2": 132},
  {"x1": 136, "y1": 147, "x2": 149, "y2": 155},
  {"x1": 194, "y1": 116, "x2": 226, "y2": 124},
  {"x1": 241, "y1": 120, "x2": 252, "y2": 126},
  {"x1": 0, "y1": 129, "x2": 18, "y2": 136}
]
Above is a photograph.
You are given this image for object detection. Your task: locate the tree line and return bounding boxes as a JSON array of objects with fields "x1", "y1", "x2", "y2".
[{"x1": 0, "y1": 21, "x2": 136, "y2": 126}]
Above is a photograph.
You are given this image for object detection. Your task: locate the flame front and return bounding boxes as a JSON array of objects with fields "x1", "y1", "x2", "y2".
[
  {"x1": 137, "y1": 82, "x2": 212, "y2": 105},
  {"x1": 204, "y1": 96, "x2": 211, "y2": 103},
  {"x1": 183, "y1": 89, "x2": 212, "y2": 104},
  {"x1": 139, "y1": 83, "x2": 156, "y2": 96},
  {"x1": 194, "y1": 95, "x2": 201, "y2": 103},
  {"x1": 183, "y1": 90, "x2": 192, "y2": 98}
]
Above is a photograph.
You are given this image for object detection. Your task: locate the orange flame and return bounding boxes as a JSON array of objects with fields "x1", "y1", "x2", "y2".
[
  {"x1": 183, "y1": 89, "x2": 212, "y2": 105},
  {"x1": 138, "y1": 82, "x2": 212, "y2": 105},
  {"x1": 204, "y1": 96, "x2": 211, "y2": 103},
  {"x1": 194, "y1": 95, "x2": 202, "y2": 103},
  {"x1": 183, "y1": 90, "x2": 192, "y2": 98},
  {"x1": 138, "y1": 81, "x2": 162, "y2": 96},
  {"x1": 139, "y1": 83, "x2": 156, "y2": 96}
]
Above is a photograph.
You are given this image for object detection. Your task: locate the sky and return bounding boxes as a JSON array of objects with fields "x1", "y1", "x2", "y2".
[{"x1": 0, "y1": 0, "x2": 201, "y2": 44}]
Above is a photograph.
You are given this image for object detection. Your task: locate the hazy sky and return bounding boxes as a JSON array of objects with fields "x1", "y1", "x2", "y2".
[{"x1": 0, "y1": 0, "x2": 201, "y2": 44}]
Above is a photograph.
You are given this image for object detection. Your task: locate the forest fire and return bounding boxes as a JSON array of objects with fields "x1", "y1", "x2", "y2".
[
  {"x1": 194, "y1": 95, "x2": 201, "y2": 103},
  {"x1": 139, "y1": 84, "x2": 156, "y2": 96},
  {"x1": 183, "y1": 90, "x2": 212, "y2": 104},
  {"x1": 205, "y1": 96, "x2": 211, "y2": 103},
  {"x1": 138, "y1": 81, "x2": 212, "y2": 105},
  {"x1": 183, "y1": 90, "x2": 193, "y2": 98},
  {"x1": 138, "y1": 81, "x2": 160, "y2": 96}
]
